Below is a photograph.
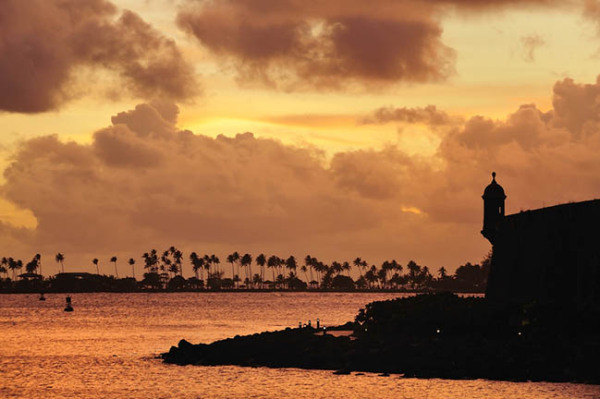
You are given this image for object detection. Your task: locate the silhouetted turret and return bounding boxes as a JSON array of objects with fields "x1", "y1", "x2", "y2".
[{"x1": 481, "y1": 172, "x2": 506, "y2": 245}]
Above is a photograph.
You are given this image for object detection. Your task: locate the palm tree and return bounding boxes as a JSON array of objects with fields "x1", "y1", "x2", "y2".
[
  {"x1": 377, "y1": 268, "x2": 387, "y2": 289},
  {"x1": 227, "y1": 253, "x2": 236, "y2": 283},
  {"x1": 161, "y1": 252, "x2": 172, "y2": 277},
  {"x1": 241, "y1": 254, "x2": 253, "y2": 287},
  {"x1": 110, "y1": 256, "x2": 118, "y2": 278},
  {"x1": 211, "y1": 255, "x2": 220, "y2": 275},
  {"x1": 381, "y1": 261, "x2": 393, "y2": 289},
  {"x1": 35, "y1": 254, "x2": 42, "y2": 277},
  {"x1": 365, "y1": 265, "x2": 378, "y2": 289},
  {"x1": 203, "y1": 254, "x2": 212, "y2": 279},
  {"x1": 252, "y1": 273, "x2": 262, "y2": 288},
  {"x1": 361, "y1": 259, "x2": 368, "y2": 278},
  {"x1": 142, "y1": 249, "x2": 159, "y2": 274},
  {"x1": 55, "y1": 253, "x2": 65, "y2": 273},
  {"x1": 1, "y1": 257, "x2": 8, "y2": 278},
  {"x1": 342, "y1": 261, "x2": 351, "y2": 276},
  {"x1": 313, "y1": 261, "x2": 327, "y2": 288},
  {"x1": 285, "y1": 256, "x2": 297, "y2": 275},
  {"x1": 8, "y1": 258, "x2": 21, "y2": 280},
  {"x1": 93, "y1": 258, "x2": 100, "y2": 274},
  {"x1": 190, "y1": 252, "x2": 201, "y2": 280},
  {"x1": 25, "y1": 254, "x2": 41, "y2": 275},
  {"x1": 175, "y1": 250, "x2": 184, "y2": 276},
  {"x1": 276, "y1": 273, "x2": 285, "y2": 289},
  {"x1": 168, "y1": 263, "x2": 179, "y2": 277},
  {"x1": 142, "y1": 252, "x2": 151, "y2": 273},
  {"x1": 438, "y1": 266, "x2": 448, "y2": 279},
  {"x1": 128, "y1": 258, "x2": 136, "y2": 279},
  {"x1": 277, "y1": 256, "x2": 285, "y2": 278},
  {"x1": 285, "y1": 256, "x2": 297, "y2": 288},
  {"x1": 407, "y1": 260, "x2": 421, "y2": 290},
  {"x1": 353, "y1": 257, "x2": 363, "y2": 280},
  {"x1": 198, "y1": 257, "x2": 206, "y2": 282},
  {"x1": 421, "y1": 266, "x2": 433, "y2": 288},
  {"x1": 331, "y1": 261, "x2": 342, "y2": 275},
  {"x1": 320, "y1": 264, "x2": 333, "y2": 289},
  {"x1": 304, "y1": 255, "x2": 315, "y2": 283},
  {"x1": 227, "y1": 252, "x2": 240, "y2": 286},
  {"x1": 25, "y1": 257, "x2": 38, "y2": 274},
  {"x1": 391, "y1": 260, "x2": 402, "y2": 279},
  {"x1": 150, "y1": 249, "x2": 159, "y2": 273},
  {"x1": 16, "y1": 259, "x2": 23, "y2": 279},
  {"x1": 232, "y1": 252, "x2": 240, "y2": 280},
  {"x1": 168, "y1": 248, "x2": 183, "y2": 276},
  {"x1": 203, "y1": 259, "x2": 210, "y2": 285},
  {"x1": 256, "y1": 253, "x2": 266, "y2": 285},
  {"x1": 267, "y1": 255, "x2": 279, "y2": 285},
  {"x1": 300, "y1": 265, "x2": 309, "y2": 283}
]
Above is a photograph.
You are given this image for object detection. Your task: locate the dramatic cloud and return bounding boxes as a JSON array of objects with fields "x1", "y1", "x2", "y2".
[
  {"x1": 3, "y1": 76, "x2": 600, "y2": 273},
  {"x1": 176, "y1": 0, "x2": 570, "y2": 91},
  {"x1": 551, "y1": 77, "x2": 600, "y2": 138},
  {"x1": 0, "y1": 0, "x2": 198, "y2": 113},
  {"x1": 177, "y1": 0, "x2": 456, "y2": 90},
  {"x1": 0, "y1": 102, "x2": 377, "y2": 257}
]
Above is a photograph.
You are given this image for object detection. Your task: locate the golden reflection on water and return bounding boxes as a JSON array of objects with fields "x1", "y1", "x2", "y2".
[{"x1": 1, "y1": 293, "x2": 598, "y2": 399}]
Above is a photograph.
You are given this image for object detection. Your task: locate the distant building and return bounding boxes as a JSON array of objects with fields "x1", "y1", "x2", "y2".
[
  {"x1": 54, "y1": 272, "x2": 96, "y2": 280},
  {"x1": 482, "y1": 173, "x2": 600, "y2": 305},
  {"x1": 17, "y1": 273, "x2": 43, "y2": 280}
]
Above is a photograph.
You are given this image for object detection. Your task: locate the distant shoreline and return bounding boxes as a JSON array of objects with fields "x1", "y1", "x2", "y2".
[
  {"x1": 0, "y1": 289, "x2": 485, "y2": 294},
  {"x1": 2, "y1": 253, "x2": 489, "y2": 295}
]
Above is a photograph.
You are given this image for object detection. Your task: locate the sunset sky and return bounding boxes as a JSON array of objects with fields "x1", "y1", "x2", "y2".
[{"x1": 2, "y1": 0, "x2": 600, "y2": 276}]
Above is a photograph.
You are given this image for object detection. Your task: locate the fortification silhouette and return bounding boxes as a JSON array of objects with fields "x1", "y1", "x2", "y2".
[{"x1": 482, "y1": 173, "x2": 600, "y2": 305}]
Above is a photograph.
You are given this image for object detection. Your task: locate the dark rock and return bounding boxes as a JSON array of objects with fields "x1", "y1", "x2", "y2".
[
  {"x1": 161, "y1": 293, "x2": 600, "y2": 384},
  {"x1": 178, "y1": 339, "x2": 193, "y2": 350},
  {"x1": 333, "y1": 369, "x2": 351, "y2": 375}
]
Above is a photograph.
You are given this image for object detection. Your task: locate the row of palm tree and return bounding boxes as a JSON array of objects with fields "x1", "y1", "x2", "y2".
[
  {"x1": 0, "y1": 248, "x2": 490, "y2": 292},
  {"x1": 91, "y1": 256, "x2": 137, "y2": 279},
  {"x1": 0, "y1": 254, "x2": 42, "y2": 280},
  {"x1": 1, "y1": 253, "x2": 132, "y2": 280}
]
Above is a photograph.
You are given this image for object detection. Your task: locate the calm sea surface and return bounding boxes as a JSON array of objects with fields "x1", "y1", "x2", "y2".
[{"x1": 1, "y1": 293, "x2": 598, "y2": 399}]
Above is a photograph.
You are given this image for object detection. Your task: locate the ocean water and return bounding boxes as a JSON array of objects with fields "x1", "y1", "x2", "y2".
[{"x1": 1, "y1": 292, "x2": 598, "y2": 399}]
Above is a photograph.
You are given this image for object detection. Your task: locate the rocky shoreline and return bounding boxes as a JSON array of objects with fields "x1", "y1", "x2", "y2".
[{"x1": 162, "y1": 293, "x2": 600, "y2": 384}]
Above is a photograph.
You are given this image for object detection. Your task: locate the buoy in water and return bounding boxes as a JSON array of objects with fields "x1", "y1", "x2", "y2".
[{"x1": 64, "y1": 296, "x2": 73, "y2": 312}]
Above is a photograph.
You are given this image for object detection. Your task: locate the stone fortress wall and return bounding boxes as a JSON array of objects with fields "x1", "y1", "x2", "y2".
[{"x1": 482, "y1": 174, "x2": 600, "y2": 305}]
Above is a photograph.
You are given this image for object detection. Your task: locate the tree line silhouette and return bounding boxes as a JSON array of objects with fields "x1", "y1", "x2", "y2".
[{"x1": 0, "y1": 248, "x2": 490, "y2": 293}]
